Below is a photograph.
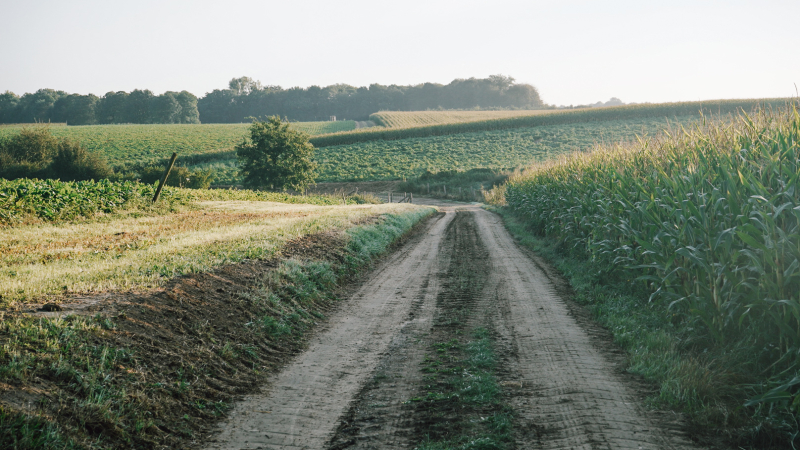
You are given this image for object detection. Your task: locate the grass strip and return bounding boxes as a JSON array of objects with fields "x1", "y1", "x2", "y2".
[
  {"x1": 414, "y1": 328, "x2": 512, "y2": 450},
  {"x1": 0, "y1": 207, "x2": 435, "y2": 449}
]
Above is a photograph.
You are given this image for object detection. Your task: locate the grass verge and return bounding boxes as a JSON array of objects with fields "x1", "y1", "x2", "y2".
[{"x1": 0, "y1": 207, "x2": 434, "y2": 449}]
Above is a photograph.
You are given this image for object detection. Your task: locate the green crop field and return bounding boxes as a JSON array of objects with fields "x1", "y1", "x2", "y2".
[
  {"x1": 310, "y1": 98, "x2": 789, "y2": 147},
  {"x1": 502, "y1": 106, "x2": 800, "y2": 441},
  {"x1": 0, "y1": 121, "x2": 355, "y2": 171},
  {"x1": 370, "y1": 109, "x2": 565, "y2": 128},
  {"x1": 313, "y1": 115, "x2": 705, "y2": 181}
]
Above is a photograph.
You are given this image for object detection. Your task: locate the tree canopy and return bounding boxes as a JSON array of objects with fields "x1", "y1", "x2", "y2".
[
  {"x1": 236, "y1": 116, "x2": 317, "y2": 191},
  {"x1": 0, "y1": 75, "x2": 544, "y2": 125}
]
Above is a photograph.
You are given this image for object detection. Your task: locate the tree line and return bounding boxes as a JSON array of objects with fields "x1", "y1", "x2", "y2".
[
  {"x1": 0, "y1": 75, "x2": 543, "y2": 125},
  {"x1": 0, "y1": 89, "x2": 200, "y2": 125},
  {"x1": 198, "y1": 75, "x2": 543, "y2": 123}
]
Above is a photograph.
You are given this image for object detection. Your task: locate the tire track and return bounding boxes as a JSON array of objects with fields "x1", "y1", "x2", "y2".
[
  {"x1": 204, "y1": 202, "x2": 703, "y2": 449},
  {"x1": 473, "y1": 207, "x2": 700, "y2": 449},
  {"x1": 203, "y1": 210, "x2": 454, "y2": 449}
]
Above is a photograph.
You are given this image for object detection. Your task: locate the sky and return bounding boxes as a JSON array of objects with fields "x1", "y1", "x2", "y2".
[{"x1": 1, "y1": 0, "x2": 798, "y2": 106}]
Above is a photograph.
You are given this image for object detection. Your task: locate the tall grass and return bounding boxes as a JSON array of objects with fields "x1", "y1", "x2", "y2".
[{"x1": 504, "y1": 105, "x2": 800, "y2": 434}]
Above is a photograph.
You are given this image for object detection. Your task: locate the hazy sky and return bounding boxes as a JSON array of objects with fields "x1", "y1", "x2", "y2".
[{"x1": 2, "y1": 0, "x2": 798, "y2": 106}]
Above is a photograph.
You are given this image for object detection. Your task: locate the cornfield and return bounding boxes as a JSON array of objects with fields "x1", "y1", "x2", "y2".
[
  {"x1": 370, "y1": 110, "x2": 562, "y2": 128},
  {"x1": 505, "y1": 104, "x2": 800, "y2": 408},
  {"x1": 310, "y1": 98, "x2": 789, "y2": 147}
]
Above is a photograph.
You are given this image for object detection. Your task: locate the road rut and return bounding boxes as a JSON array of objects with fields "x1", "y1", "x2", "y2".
[{"x1": 204, "y1": 204, "x2": 700, "y2": 449}]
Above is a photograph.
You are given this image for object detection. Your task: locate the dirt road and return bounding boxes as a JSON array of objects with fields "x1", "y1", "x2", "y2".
[{"x1": 204, "y1": 203, "x2": 700, "y2": 449}]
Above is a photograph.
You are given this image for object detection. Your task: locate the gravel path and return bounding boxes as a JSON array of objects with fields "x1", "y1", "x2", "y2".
[{"x1": 204, "y1": 202, "x2": 701, "y2": 449}]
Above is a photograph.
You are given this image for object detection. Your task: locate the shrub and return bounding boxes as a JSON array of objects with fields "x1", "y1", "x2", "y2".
[
  {"x1": 0, "y1": 125, "x2": 112, "y2": 182},
  {"x1": 48, "y1": 140, "x2": 112, "y2": 181}
]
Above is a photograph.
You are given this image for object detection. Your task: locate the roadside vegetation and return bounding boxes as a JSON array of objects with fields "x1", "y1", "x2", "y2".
[
  {"x1": 396, "y1": 168, "x2": 509, "y2": 201},
  {"x1": 0, "y1": 175, "x2": 432, "y2": 449},
  {"x1": 498, "y1": 104, "x2": 800, "y2": 447}
]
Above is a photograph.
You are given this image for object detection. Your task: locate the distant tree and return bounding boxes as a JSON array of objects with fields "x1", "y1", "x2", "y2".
[
  {"x1": 150, "y1": 92, "x2": 181, "y2": 123},
  {"x1": 175, "y1": 90, "x2": 200, "y2": 123},
  {"x1": 52, "y1": 94, "x2": 98, "y2": 125},
  {"x1": 15, "y1": 89, "x2": 67, "y2": 123},
  {"x1": 229, "y1": 76, "x2": 263, "y2": 96},
  {"x1": 504, "y1": 84, "x2": 543, "y2": 108},
  {"x1": 97, "y1": 91, "x2": 130, "y2": 124},
  {"x1": 197, "y1": 89, "x2": 237, "y2": 123},
  {"x1": 0, "y1": 91, "x2": 20, "y2": 123},
  {"x1": 125, "y1": 89, "x2": 154, "y2": 123},
  {"x1": 236, "y1": 116, "x2": 317, "y2": 191}
]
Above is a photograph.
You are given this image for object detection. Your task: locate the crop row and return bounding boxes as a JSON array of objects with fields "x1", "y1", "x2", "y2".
[
  {"x1": 0, "y1": 121, "x2": 354, "y2": 171},
  {"x1": 505, "y1": 107, "x2": 800, "y2": 409},
  {"x1": 370, "y1": 109, "x2": 562, "y2": 128},
  {"x1": 310, "y1": 98, "x2": 790, "y2": 147},
  {"x1": 0, "y1": 178, "x2": 370, "y2": 225},
  {"x1": 312, "y1": 115, "x2": 704, "y2": 181}
]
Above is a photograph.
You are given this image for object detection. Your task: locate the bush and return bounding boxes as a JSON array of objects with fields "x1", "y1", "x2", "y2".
[
  {"x1": 236, "y1": 116, "x2": 317, "y2": 191},
  {"x1": 47, "y1": 140, "x2": 112, "y2": 181},
  {"x1": 0, "y1": 125, "x2": 112, "y2": 182}
]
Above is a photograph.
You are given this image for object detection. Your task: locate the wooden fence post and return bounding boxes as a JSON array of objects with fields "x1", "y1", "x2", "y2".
[
  {"x1": 152, "y1": 152, "x2": 178, "y2": 203},
  {"x1": 410, "y1": 193, "x2": 413, "y2": 203}
]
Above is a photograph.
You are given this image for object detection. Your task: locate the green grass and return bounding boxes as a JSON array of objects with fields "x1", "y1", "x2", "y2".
[
  {"x1": 415, "y1": 329, "x2": 511, "y2": 450},
  {"x1": 500, "y1": 105, "x2": 800, "y2": 447}
]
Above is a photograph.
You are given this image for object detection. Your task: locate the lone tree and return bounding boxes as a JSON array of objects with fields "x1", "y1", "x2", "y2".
[{"x1": 236, "y1": 116, "x2": 317, "y2": 191}]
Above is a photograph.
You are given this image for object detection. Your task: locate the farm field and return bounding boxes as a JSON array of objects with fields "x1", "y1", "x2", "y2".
[
  {"x1": 501, "y1": 106, "x2": 800, "y2": 446},
  {"x1": 314, "y1": 114, "x2": 704, "y2": 181},
  {"x1": 0, "y1": 120, "x2": 355, "y2": 171},
  {"x1": 309, "y1": 97, "x2": 789, "y2": 147},
  {"x1": 369, "y1": 109, "x2": 569, "y2": 128},
  {"x1": 0, "y1": 178, "x2": 403, "y2": 304}
]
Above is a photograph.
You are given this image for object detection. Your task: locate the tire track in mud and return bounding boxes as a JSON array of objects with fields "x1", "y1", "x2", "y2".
[{"x1": 205, "y1": 204, "x2": 702, "y2": 449}]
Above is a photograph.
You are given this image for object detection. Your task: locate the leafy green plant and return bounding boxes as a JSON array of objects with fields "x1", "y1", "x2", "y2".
[
  {"x1": 236, "y1": 117, "x2": 317, "y2": 191},
  {"x1": 504, "y1": 105, "x2": 800, "y2": 443}
]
